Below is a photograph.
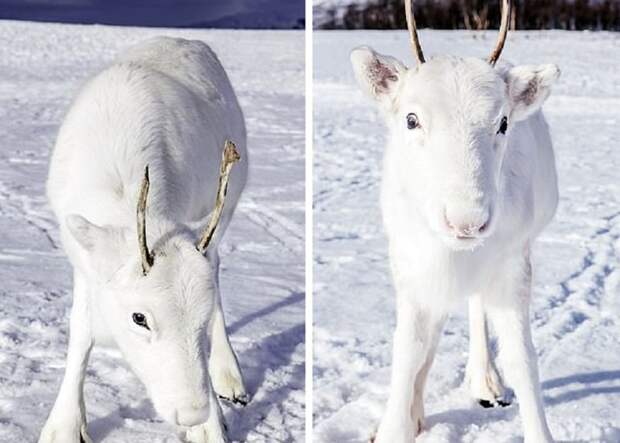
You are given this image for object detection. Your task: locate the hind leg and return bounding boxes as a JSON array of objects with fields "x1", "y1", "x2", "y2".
[{"x1": 465, "y1": 294, "x2": 509, "y2": 408}]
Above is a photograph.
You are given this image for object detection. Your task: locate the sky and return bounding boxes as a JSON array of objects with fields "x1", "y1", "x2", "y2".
[{"x1": 0, "y1": 0, "x2": 305, "y2": 28}]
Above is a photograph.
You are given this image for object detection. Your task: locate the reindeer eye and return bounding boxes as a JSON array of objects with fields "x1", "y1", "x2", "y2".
[
  {"x1": 406, "y1": 113, "x2": 420, "y2": 130},
  {"x1": 497, "y1": 116, "x2": 508, "y2": 135},
  {"x1": 132, "y1": 312, "x2": 150, "y2": 330}
]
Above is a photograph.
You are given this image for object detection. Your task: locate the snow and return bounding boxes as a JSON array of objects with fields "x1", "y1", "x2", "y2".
[
  {"x1": 313, "y1": 30, "x2": 620, "y2": 442},
  {"x1": 0, "y1": 20, "x2": 304, "y2": 442}
]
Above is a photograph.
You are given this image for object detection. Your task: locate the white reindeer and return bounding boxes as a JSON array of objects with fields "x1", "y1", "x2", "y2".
[
  {"x1": 350, "y1": 1, "x2": 560, "y2": 441},
  {"x1": 40, "y1": 37, "x2": 249, "y2": 443}
]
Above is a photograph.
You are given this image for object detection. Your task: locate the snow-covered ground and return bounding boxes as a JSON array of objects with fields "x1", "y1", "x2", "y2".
[
  {"x1": 313, "y1": 30, "x2": 620, "y2": 442},
  {"x1": 0, "y1": 20, "x2": 304, "y2": 442}
]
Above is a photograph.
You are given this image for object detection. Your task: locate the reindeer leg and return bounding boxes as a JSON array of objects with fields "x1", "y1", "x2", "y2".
[
  {"x1": 207, "y1": 251, "x2": 248, "y2": 405},
  {"x1": 182, "y1": 251, "x2": 231, "y2": 443},
  {"x1": 374, "y1": 298, "x2": 446, "y2": 443},
  {"x1": 485, "y1": 252, "x2": 554, "y2": 443},
  {"x1": 184, "y1": 378, "x2": 229, "y2": 443},
  {"x1": 39, "y1": 273, "x2": 93, "y2": 443},
  {"x1": 411, "y1": 313, "x2": 445, "y2": 436},
  {"x1": 465, "y1": 294, "x2": 509, "y2": 408}
]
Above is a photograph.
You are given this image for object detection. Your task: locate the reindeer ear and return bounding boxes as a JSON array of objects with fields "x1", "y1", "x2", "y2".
[
  {"x1": 504, "y1": 64, "x2": 560, "y2": 122},
  {"x1": 66, "y1": 214, "x2": 124, "y2": 255},
  {"x1": 350, "y1": 46, "x2": 407, "y2": 108},
  {"x1": 66, "y1": 215, "x2": 129, "y2": 276},
  {"x1": 66, "y1": 214, "x2": 107, "y2": 251},
  {"x1": 187, "y1": 212, "x2": 213, "y2": 242}
]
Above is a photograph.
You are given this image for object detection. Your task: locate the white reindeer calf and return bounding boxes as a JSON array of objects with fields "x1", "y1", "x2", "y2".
[
  {"x1": 351, "y1": 1, "x2": 560, "y2": 441},
  {"x1": 40, "y1": 37, "x2": 249, "y2": 443}
]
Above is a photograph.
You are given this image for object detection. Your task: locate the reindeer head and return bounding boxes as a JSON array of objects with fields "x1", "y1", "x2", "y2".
[
  {"x1": 65, "y1": 142, "x2": 240, "y2": 427},
  {"x1": 351, "y1": 0, "x2": 560, "y2": 251}
]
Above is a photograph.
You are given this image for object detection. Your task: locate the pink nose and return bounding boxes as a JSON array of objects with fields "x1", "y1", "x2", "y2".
[{"x1": 444, "y1": 211, "x2": 489, "y2": 238}]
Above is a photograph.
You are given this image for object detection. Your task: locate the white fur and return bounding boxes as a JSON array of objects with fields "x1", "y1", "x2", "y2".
[
  {"x1": 40, "y1": 37, "x2": 249, "y2": 443},
  {"x1": 351, "y1": 46, "x2": 560, "y2": 442}
]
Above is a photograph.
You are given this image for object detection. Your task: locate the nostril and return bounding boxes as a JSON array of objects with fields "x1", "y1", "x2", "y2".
[
  {"x1": 444, "y1": 207, "x2": 490, "y2": 238},
  {"x1": 478, "y1": 211, "x2": 492, "y2": 234},
  {"x1": 444, "y1": 210, "x2": 454, "y2": 231}
]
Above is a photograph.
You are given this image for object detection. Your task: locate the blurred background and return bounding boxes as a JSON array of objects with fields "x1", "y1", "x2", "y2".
[
  {"x1": 314, "y1": 0, "x2": 620, "y2": 30},
  {"x1": 0, "y1": 0, "x2": 305, "y2": 28}
]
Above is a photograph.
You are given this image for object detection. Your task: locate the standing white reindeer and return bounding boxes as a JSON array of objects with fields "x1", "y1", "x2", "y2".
[
  {"x1": 40, "y1": 37, "x2": 249, "y2": 443},
  {"x1": 350, "y1": 0, "x2": 560, "y2": 441}
]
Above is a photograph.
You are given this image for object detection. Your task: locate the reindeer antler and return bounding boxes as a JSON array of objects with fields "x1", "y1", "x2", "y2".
[
  {"x1": 196, "y1": 140, "x2": 241, "y2": 253},
  {"x1": 487, "y1": 0, "x2": 511, "y2": 66},
  {"x1": 405, "y1": 0, "x2": 425, "y2": 65},
  {"x1": 137, "y1": 165, "x2": 154, "y2": 275}
]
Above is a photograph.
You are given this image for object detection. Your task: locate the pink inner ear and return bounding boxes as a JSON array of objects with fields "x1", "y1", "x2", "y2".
[
  {"x1": 370, "y1": 59, "x2": 398, "y2": 91},
  {"x1": 518, "y1": 78, "x2": 539, "y2": 106}
]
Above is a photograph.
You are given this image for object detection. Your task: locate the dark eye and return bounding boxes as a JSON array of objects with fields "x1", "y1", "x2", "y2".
[
  {"x1": 132, "y1": 312, "x2": 150, "y2": 330},
  {"x1": 497, "y1": 116, "x2": 508, "y2": 135},
  {"x1": 406, "y1": 113, "x2": 420, "y2": 130}
]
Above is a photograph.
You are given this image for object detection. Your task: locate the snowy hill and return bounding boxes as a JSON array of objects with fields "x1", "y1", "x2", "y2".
[
  {"x1": 0, "y1": 0, "x2": 305, "y2": 29},
  {"x1": 0, "y1": 20, "x2": 304, "y2": 442},
  {"x1": 313, "y1": 30, "x2": 620, "y2": 442}
]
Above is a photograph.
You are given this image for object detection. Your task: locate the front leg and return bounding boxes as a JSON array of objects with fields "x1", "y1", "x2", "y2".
[
  {"x1": 183, "y1": 380, "x2": 229, "y2": 443},
  {"x1": 465, "y1": 294, "x2": 509, "y2": 408},
  {"x1": 410, "y1": 314, "x2": 444, "y2": 436},
  {"x1": 39, "y1": 273, "x2": 93, "y2": 443},
  {"x1": 207, "y1": 251, "x2": 248, "y2": 405},
  {"x1": 374, "y1": 299, "x2": 446, "y2": 443},
  {"x1": 208, "y1": 298, "x2": 248, "y2": 404},
  {"x1": 485, "y1": 253, "x2": 554, "y2": 443}
]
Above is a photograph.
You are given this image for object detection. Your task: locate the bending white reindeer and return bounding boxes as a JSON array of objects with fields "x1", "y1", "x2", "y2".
[
  {"x1": 40, "y1": 37, "x2": 248, "y2": 443},
  {"x1": 351, "y1": 1, "x2": 560, "y2": 441}
]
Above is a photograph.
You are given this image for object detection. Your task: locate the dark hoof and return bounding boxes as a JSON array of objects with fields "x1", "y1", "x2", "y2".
[
  {"x1": 478, "y1": 398, "x2": 512, "y2": 408},
  {"x1": 479, "y1": 399, "x2": 494, "y2": 408},
  {"x1": 218, "y1": 393, "x2": 250, "y2": 407},
  {"x1": 233, "y1": 395, "x2": 250, "y2": 406}
]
